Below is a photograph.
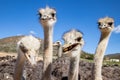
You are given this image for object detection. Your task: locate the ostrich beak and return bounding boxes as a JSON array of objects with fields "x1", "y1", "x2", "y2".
[
  {"x1": 25, "y1": 50, "x2": 37, "y2": 66},
  {"x1": 63, "y1": 39, "x2": 84, "y2": 53},
  {"x1": 63, "y1": 43, "x2": 80, "y2": 53}
]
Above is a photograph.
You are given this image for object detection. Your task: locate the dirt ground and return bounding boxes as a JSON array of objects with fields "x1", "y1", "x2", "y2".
[
  {"x1": 0, "y1": 52, "x2": 17, "y2": 57},
  {"x1": 0, "y1": 52, "x2": 120, "y2": 80}
]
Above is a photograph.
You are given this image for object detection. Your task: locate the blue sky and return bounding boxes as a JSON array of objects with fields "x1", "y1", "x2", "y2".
[{"x1": 0, "y1": 0, "x2": 120, "y2": 54}]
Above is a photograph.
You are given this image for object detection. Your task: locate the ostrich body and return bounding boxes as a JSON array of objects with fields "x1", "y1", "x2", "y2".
[
  {"x1": 14, "y1": 35, "x2": 40, "y2": 80},
  {"x1": 93, "y1": 17, "x2": 114, "y2": 80},
  {"x1": 38, "y1": 6, "x2": 57, "y2": 80},
  {"x1": 63, "y1": 29, "x2": 84, "y2": 80}
]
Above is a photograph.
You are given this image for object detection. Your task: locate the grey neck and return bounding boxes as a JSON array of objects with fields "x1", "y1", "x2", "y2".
[{"x1": 14, "y1": 50, "x2": 26, "y2": 80}]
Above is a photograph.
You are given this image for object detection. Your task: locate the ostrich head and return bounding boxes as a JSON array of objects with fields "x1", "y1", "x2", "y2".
[
  {"x1": 38, "y1": 6, "x2": 57, "y2": 27},
  {"x1": 62, "y1": 29, "x2": 84, "y2": 57},
  {"x1": 98, "y1": 17, "x2": 114, "y2": 33},
  {"x1": 53, "y1": 41, "x2": 62, "y2": 46},
  {"x1": 17, "y1": 35, "x2": 41, "y2": 65}
]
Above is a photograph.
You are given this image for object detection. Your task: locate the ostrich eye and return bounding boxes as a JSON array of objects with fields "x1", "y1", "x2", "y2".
[
  {"x1": 98, "y1": 22, "x2": 101, "y2": 26},
  {"x1": 108, "y1": 22, "x2": 113, "y2": 26},
  {"x1": 51, "y1": 13, "x2": 55, "y2": 17},
  {"x1": 75, "y1": 37, "x2": 82, "y2": 42}
]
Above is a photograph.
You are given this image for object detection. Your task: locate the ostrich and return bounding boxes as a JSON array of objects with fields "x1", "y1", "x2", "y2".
[
  {"x1": 14, "y1": 35, "x2": 41, "y2": 80},
  {"x1": 38, "y1": 6, "x2": 57, "y2": 80},
  {"x1": 93, "y1": 17, "x2": 114, "y2": 80},
  {"x1": 62, "y1": 29, "x2": 84, "y2": 80},
  {"x1": 53, "y1": 41, "x2": 62, "y2": 58}
]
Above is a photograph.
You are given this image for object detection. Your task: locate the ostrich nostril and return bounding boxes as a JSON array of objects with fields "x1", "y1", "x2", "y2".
[{"x1": 104, "y1": 24, "x2": 106, "y2": 27}]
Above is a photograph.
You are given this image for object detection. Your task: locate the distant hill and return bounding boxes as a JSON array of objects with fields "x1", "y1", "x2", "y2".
[
  {"x1": 0, "y1": 36, "x2": 44, "y2": 53},
  {"x1": 0, "y1": 36, "x2": 24, "y2": 52},
  {"x1": 105, "y1": 53, "x2": 120, "y2": 59},
  {"x1": 81, "y1": 51, "x2": 94, "y2": 60}
]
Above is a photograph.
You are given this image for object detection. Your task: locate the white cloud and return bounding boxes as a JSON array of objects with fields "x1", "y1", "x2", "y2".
[
  {"x1": 17, "y1": 34, "x2": 23, "y2": 36},
  {"x1": 113, "y1": 25, "x2": 120, "y2": 33},
  {"x1": 30, "y1": 30, "x2": 36, "y2": 35}
]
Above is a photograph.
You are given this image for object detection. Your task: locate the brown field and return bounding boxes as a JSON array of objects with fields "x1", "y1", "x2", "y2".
[
  {"x1": 0, "y1": 52, "x2": 17, "y2": 57},
  {"x1": 0, "y1": 52, "x2": 120, "y2": 80}
]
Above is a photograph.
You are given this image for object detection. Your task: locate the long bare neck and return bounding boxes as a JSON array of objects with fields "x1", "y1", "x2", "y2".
[
  {"x1": 96, "y1": 32, "x2": 111, "y2": 57},
  {"x1": 14, "y1": 51, "x2": 26, "y2": 80},
  {"x1": 58, "y1": 44, "x2": 62, "y2": 58},
  {"x1": 43, "y1": 25, "x2": 53, "y2": 80},
  {"x1": 44, "y1": 26, "x2": 53, "y2": 57},
  {"x1": 93, "y1": 32, "x2": 111, "y2": 80},
  {"x1": 68, "y1": 45, "x2": 81, "y2": 80}
]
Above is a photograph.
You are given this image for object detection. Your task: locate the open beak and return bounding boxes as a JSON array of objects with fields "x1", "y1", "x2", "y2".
[
  {"x1": 63, "y1": 39, "x2": 84, "y2": 54},
  {"x1": 19, "y1": 42, "x2": 38, "y2": 66},
  {"x1": 24, "y1": 50, "x2": 37, "y2": 66},
  {"x1": 63, "y1": 43, "x2": 80, "y2": 53}
]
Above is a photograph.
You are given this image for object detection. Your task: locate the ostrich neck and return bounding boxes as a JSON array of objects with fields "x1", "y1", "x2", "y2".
[
  {"x1": 14, "y1": 51, "x2": 26, "y2": 80},
  {"x1": 96, "y1": 32, "x2": 111, "y2": 59},
  {"x1": 44, "y1": 25, "x2": 53, "y2": 62},
  {"x1": 58, "y1": 44, "x2": 62, "y2": 58},
  {"x1": 43, "y1": 25, "x2": 54, "y2": 80},
  {"x1": 69, "y1": 45, "x2": 81, "y2": 80},
  {"x1": 94, "y1": 32, "x2": 111, "y2": 80}
]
